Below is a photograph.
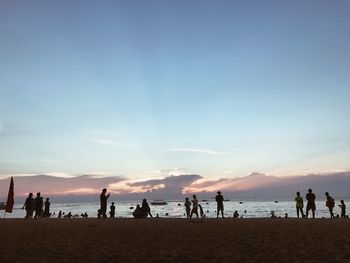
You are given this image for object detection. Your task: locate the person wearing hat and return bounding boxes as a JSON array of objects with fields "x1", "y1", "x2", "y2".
[{"x1": 216, "y1": 191, "x2": 224, "y2": 218}]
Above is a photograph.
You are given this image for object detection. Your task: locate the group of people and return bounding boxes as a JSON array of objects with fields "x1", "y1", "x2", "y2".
[
  {"x1": 132, "y1": 199, "x2": 153, "y2": 218},
  {"x1": 184, "y1": 191, "x2": 225, "y2": 218},
  {"x1": 295, "y1": 189, "x2": 347, "y2": 219},
  {"x1": 22, "y1": 188, "x2": 347, "y2": 219},
  {"x1": 22, "y1": 192, "x2": 51, "y2": 219}
]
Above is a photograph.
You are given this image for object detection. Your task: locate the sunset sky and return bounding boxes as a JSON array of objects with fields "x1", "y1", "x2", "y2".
[{"x1": 1, "y1": 1, "x2": 350, "y2": 196}]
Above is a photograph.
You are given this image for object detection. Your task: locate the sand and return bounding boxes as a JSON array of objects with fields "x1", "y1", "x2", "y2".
[{"x1": 0, "y1": 218, "x2": 349, "y2": 262}]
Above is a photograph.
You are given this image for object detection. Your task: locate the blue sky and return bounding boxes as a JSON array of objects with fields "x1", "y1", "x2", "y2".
[{"x1": 1, "y1": 0, "x2": 350, "y2": 182}]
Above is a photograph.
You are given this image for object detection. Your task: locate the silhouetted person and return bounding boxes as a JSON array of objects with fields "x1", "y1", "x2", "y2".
[
  {"x1": 22, "y1": 192, "x2": 34, "y2": 219},
  {"x1": 141, "y1": 199, "x2": 153, "y2": 218},
  {"x1": 58, "y1": 211, "x2": 62, "y2": 218},
  {"x1": 295, "y1": 191, "x2": 305, "y2": 218},
  {"x1": 233, "y1": 210, "x2": 239, "y2": 218},
  {"x1": 216, "y1": 191, "x2": 224, "y2": 218},
  {"x1": 198, "y1": 204, "x2": 205, "y2": 218},
  {"x1": 184, "y1": 197, "x2": 191, "y2": 218},
  {"x1": 43, "y1": 198, "x2": 51, "y2": 218},
  {"x1": 338, "y1": 200, "x2": 346, "y2": 218},
  {"x1": 133, "y1": 205, "x2": 142, "y2": 218},
  {"x1": 67, "y1": 212, "x2": 72, "y2": 218},
  {"x1": 271, "y1": 210, "x2": 276, "y2": 218},
  {"x1": 306, "y1": 189, "x2": 316, "y2": 218},
  {"x1": 190, "y1": 195, "x2": 198, "y2": 218},
  {"x1": 110, "y1": 202, "x2": 116, "y2": 218},
  {"x1": 98, "y1": 188, "x2": 110, "y2": 219},
  {"x1": 325, "y1": 192, "x2": 335, "y2": 218},
  {"x1": 34, "y1": 192, "x2": 44, "y2": 219}
]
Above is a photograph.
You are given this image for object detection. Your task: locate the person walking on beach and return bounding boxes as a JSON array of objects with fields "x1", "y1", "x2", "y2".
[
  {"x1": 43, "y1": 198, "x2": 51, "y2": 218},
  {"x1": 141, "y1": 199, "x2": 153, "y2": 218},
  {"x1": 306, "y1": 189, "x2": 316, "y2": 218},
  {"x1": 34, "y1": 192, "x2": 44, "y2": 219},
  {"x1": 216, "y1": 191, "x2": 224, "y2": 218},
  {"x1": 98, "y1": 188, "x2": 110, "y2": 219},
  {"x1": 295, "y1": 191, "x2": 305, "y2": 218},
  {"x1": 338, "y1": 200, "x2": 346, "y2": 218},
  {"x1": 325, "y1": 192, "x2": 335, "y2": 218},
  {"x1": 109, "y1": 202, "x2": 116, "y2": 218},
  {"x1": 190, "y1": 195, "x2": 199, "y2": 218},
  {"x1": 22, "y1": 192, "x2": 34, "y2": 219},
  {"x1": 184, "y1": 197, "x2": 191, "y2": 218}
]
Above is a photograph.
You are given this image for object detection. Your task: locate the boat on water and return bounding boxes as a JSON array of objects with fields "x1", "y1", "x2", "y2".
[{"x1": 151, "y1": 200, "x2": 168, "y2": 205}]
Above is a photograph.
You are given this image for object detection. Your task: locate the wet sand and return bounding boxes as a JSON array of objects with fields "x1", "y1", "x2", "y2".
[{"x1": 0, "y1": 218, "x2": 349, "y2": 262}]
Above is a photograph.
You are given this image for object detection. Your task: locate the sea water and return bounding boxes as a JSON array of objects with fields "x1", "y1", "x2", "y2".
[{"x1": 4, "y1": 200, "x2": 348, "y2": 219}]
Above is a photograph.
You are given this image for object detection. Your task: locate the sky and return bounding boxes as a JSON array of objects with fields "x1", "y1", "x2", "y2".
[{"x1": 1, "y1": 1, "x2": 350, "y2": 196}]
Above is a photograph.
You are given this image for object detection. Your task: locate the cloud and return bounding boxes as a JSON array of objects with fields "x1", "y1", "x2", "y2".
[
  {"x1": 84, "y1": 130, "x2": 120, "y2": 136},
  {"x1": 1, "y1": 171, "x2": 350, "y2": 201},
  {"x1": 93, "y1": 139, "x2": 137, "y2": 148},
  {"x1": 167, "y1": 148, "x2": 230, "y2": 155},
  {"x1": 129, "y1": 174, "x2": 202, "y2": 188},
  {"x1": 0, "y1": 174, "x2": 126, "y2": 196}
]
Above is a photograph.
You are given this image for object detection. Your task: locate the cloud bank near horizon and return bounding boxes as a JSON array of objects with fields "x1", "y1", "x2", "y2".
[{"x1": 1, "y1": 171, "x2": 350, "y2": 201}]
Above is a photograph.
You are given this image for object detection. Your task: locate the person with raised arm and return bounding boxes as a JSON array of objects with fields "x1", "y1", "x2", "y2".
[{"x1": 98, "y1": 188, "x2": 110, "y2": 219}]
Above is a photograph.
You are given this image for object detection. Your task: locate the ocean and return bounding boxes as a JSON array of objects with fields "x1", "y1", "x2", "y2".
[{"x1": 4, "y1": 200, "x2": 348, "y2": 219}]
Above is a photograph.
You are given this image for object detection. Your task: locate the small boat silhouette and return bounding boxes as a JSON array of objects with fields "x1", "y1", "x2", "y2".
[{"x1": 151, "y1": 200, "x2": 168, "y2": 205}]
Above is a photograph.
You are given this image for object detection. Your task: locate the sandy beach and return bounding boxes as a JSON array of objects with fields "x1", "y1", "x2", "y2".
[{"x1": 0, "y1": 218, "x2": 349, "y2": 262}]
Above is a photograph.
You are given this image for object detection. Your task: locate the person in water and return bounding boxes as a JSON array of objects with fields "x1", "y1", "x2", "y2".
[
  {"x1": 233, "y1": 210, "x2": 239, "y2": 218},
  {"x1": 215, "y1": 191, "x2": 224, "y2": 218},
  {"x1": 325, "y1": 192, "x2": 335, "y2": 218},
  {"x1": 190, "y1": 195, "x2": 199, "y2": 218},
  {"x1": 22, "y1": 192, "x2": 34, "y2": 219},
  {"x1": 141, "y1": 199, "x2": 153, "y2": 218},
  {"x1": 184, "y1": 197, "x2": 191, "y2": 218},
  {"x1": 306, "y1": 189, "x2": 316, "y2": 219},
  {"x1": 295, "y1": 191, "x2": 305, "y2": 218}
]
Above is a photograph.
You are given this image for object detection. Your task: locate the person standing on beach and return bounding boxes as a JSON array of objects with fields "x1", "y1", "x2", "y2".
[
  {"x1": 184, "y1": 197, "x2": 191, "y2": 218},
  {"x1": 295, "y1": 191, "x2": 305, "y2": 218},
  {"x1": 34, "y1": 192, "x2": 44, "y2": 219},
  {"x1": 216, "y1": 191, "x2": 224, "y2": 218},
  {"x1": 198, "y1": 204, "x2": 205, "y2": 218},
  {"x1": 190, "y1": 195, "x2": 199, "y2": 218},
  {"x1": 141, "y1": 199, "x2": 153, "y2": 218},
  {"x1": 338, "y1": 200, "x2": 346, "y2": 218},
  {"x1": 43, "y1": 198, "x2": 51, "y2": 218},
  {"x1": 306, "y1": 189, "x2": 316, "y2": 218},
  {"x1": 110, "y1": 202, "x2": 116, "y2": 218},
  {"x1": 22, "y1": 192, "x2": 34, "y2": 219},
  {"x1": 325, "y1": 192, "x2": 335, "y2": 218},
  {"x1": 99, "y1": 188, "x2": 110, "y2": 219}
]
